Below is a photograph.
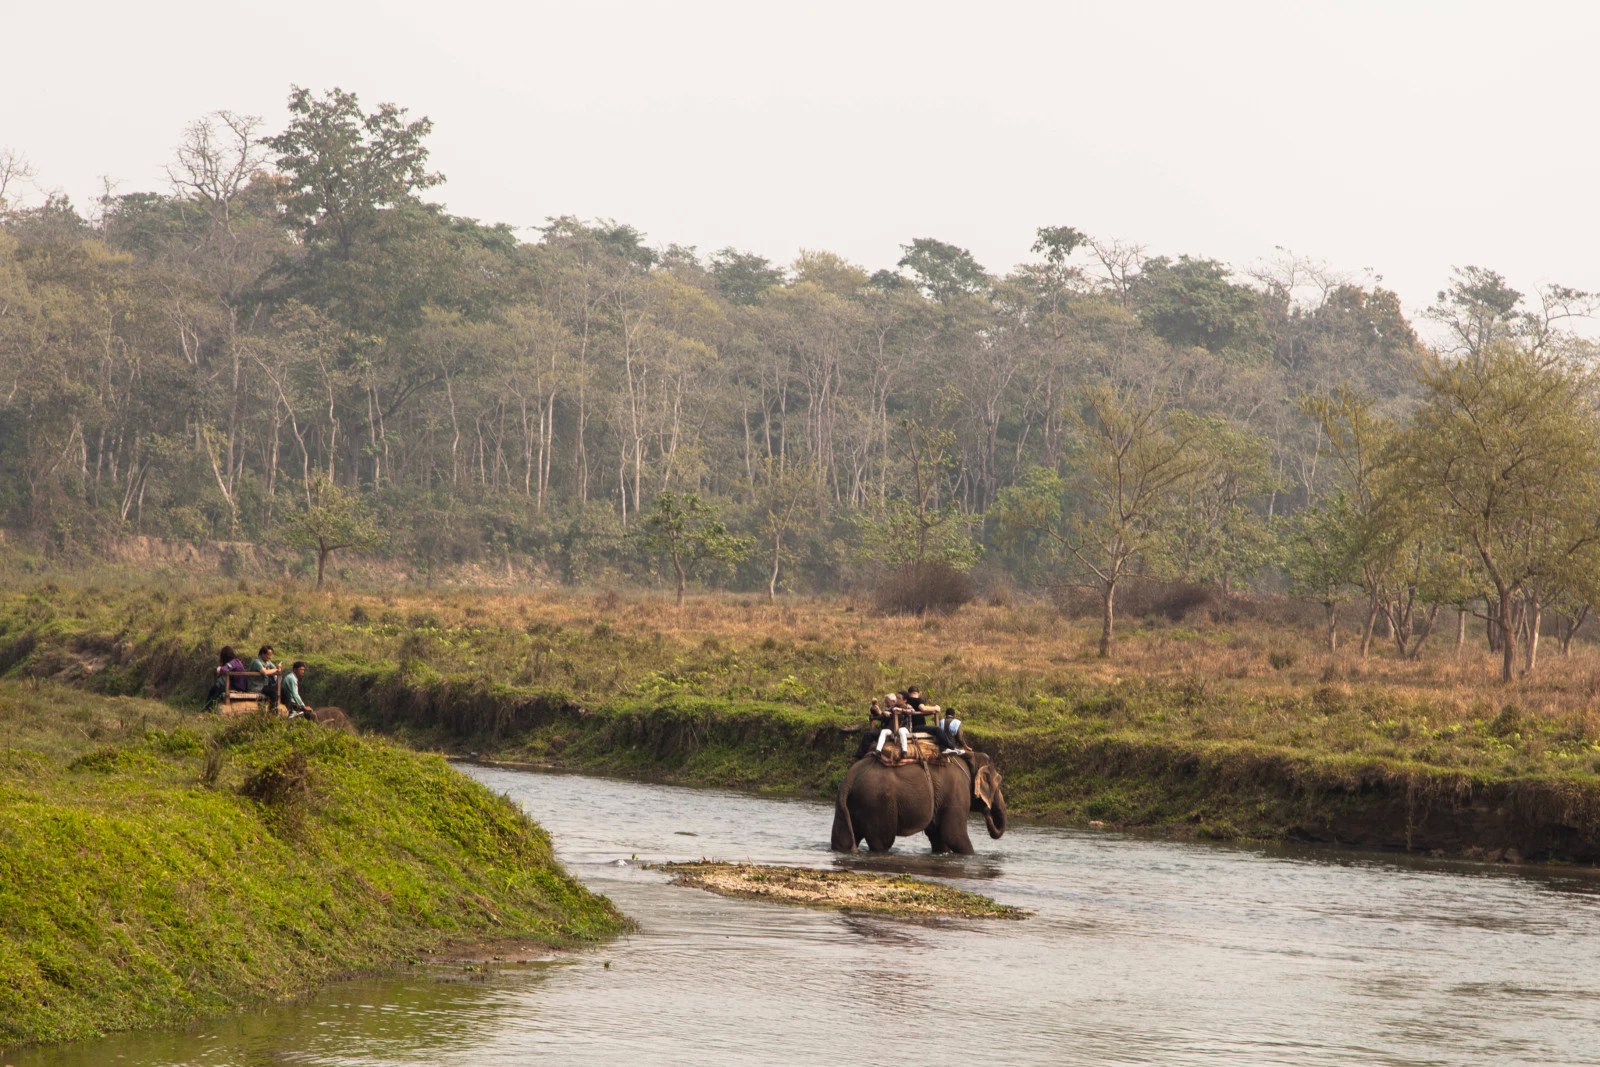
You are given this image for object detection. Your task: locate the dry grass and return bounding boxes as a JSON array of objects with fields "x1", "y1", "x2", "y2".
[{"x1": 5, "y1": 581, "x2": 1600, "y2": 779}]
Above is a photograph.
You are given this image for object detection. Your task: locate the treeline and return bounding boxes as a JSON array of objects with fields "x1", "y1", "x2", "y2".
[{"x1": 2, "y1": 87, "x2": 1597, "y2": 674}]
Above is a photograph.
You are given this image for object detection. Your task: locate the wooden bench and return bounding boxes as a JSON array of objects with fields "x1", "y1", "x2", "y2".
[{"x1": 217, "y1": 671, "x2": 285, "y2": 718}]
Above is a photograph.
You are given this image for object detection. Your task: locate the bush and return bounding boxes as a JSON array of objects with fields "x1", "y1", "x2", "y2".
[{"x1": 873, "y1": 563, "x2": 974, "y2": 616}]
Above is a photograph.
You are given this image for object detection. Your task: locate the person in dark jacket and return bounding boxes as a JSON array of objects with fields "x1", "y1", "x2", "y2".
[{"x1": 903, "y1": 685, "x2": 962, "y2": 752}]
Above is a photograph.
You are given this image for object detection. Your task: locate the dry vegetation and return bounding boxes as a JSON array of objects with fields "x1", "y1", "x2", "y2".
[
  {"x1": 657, "y1": 862, "x2": 1025, "y2": 919},
  {"x1": 8, "y1": 578, "x2": 1600, "y2": 782}
]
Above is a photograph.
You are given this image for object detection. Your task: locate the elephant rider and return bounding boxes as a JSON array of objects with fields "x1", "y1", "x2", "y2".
[
  {"x1": 856, "y1": 694, "x2": 913, "y2": 759},
  {"x1": 903, "y1": 687, "x2": 962, "y2": 753}
]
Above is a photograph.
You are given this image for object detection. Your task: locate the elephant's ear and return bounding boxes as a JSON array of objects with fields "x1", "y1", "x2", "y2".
[{"x1": 973, "y1": 764, "x2": 1000, "y2": 809}]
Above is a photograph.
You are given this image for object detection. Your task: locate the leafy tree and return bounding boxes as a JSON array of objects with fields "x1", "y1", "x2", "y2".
[
  {"x1": 281, "y1": 476, "x2": 383, "y2": 588},
  {"x1": 994, "y1": 386, "x2": 1206, "y2": 657},
  {"x1": 710, "y1": 248, "x2": 783, "y2": 306},
  {"x1": 896, "y1": 238, "x2": 989, "y2": 303},
  {"x1": 857, "y1": 418, "x2": 980, "y2": 571},
  {"x1": 1160, "y1": 418, "x2": 1277, "y2": 593},
  {"x1": 1134, "y1": 255, "x2": 1268, "y2": 357},
  {"x1": 754, "y1": 459, "x2": 821, "y2": 599},
  {"x1": 1282, "y1": 497, "x2": 1360, "y2": 652},
  {"x1": 633, "y1": 491, "x2": 751, "y2": 606},
  {"x1": 263, "y1": 86, "x2": 441, "y2": 256},
  {"x1": 1391, "y1": 344, "x2": 1600, "y2": 681}
]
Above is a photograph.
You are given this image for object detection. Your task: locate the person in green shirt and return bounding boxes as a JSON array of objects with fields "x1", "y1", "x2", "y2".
[
  {"x1": 281, "y1": 661, "x2": 312, "y2": 716},
  {"x1": 248, "y1": 645, "x2": 281, "y2": 708}
]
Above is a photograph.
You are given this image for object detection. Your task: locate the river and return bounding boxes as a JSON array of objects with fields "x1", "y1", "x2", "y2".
[{"x1": 15, "y1": 765, "x2": 1600, "y2": 1066}]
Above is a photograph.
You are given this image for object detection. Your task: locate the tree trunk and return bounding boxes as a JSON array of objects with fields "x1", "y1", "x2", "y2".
[
  {"x1": 1098, "y1": 580, "x2": 1116, "y2": 658},
  {"x1": 316, "y1": 542, "x2": 329, "y2": 589},
  {"x1": 1324, "y1": 601, "x2": 1338, "y2": 653},
  {"x1": 1525, "y1": 596, "x2": 1542, "y2": 675},
  {"x1": 1559, "y1": 605, "x2": 1588, "y2": 656},
  {"x1": 1497, "y1": 588, "x2": 1516, "y2": 683},
  {"x1": 674, "y1": 554, "x2": 687, "y2": 607},
  {"x1": 1359, "y1": 593, "x2": 1379, "y2": 659},
  {"x1": 768, "y1": 533, "x2": 781, "y2": 601},
  {"x1": 1455, "y1": 608, "x2": 1467, "y2": 656},
  {"x1": 1405, "y1": 603, "x2": 1441, "y2": 660}
]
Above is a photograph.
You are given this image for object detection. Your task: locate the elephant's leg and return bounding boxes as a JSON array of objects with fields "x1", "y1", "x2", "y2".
[
  {"x1": 925, "y1": 822, "x2": 949, "y2": 854},
  {"x1": 857, "y1": 797, "x2": 898, "y2": 852},
  {"x1": 939, "y1": 804, "x2": 975, "y2": 855}
]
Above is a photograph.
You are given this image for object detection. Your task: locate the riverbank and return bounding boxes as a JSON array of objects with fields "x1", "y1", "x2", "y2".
[
  {"x1": 4, "y1": 584, "x2": 1600, "y2": 863},
  {"x1": 0, "y1": 681, "x2": 627, "y2": 1052}
]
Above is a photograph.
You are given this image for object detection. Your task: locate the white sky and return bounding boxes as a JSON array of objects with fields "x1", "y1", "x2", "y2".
[{"x1": 6, "y1": 0, "x2": 1598, "y2": 331}]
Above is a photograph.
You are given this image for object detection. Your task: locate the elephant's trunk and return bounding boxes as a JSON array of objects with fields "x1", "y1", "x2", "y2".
[{"x1": 984, "y1": 796, "x2": 1007, "y2": 839}]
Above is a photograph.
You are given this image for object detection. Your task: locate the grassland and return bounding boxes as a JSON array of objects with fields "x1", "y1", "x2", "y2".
[
  {"x1": 4, "y1": 580, "x2": 1600, "y2": 862},
  {"x1": 0, "y1": 679, "x2": 627, "y2": 1051}
]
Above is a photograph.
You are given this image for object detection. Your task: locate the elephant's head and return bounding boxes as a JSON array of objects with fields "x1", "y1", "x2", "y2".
[{"x1": 967, "y1": 753, "x2": 1007, "y2": 839}]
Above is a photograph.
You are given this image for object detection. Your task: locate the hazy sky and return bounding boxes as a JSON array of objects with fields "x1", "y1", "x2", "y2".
[{"x1": 7, "y1": 0, "x2": 1598, "y2": 330}]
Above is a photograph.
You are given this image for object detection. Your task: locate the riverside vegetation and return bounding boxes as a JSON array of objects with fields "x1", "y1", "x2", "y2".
[
  {"x1": 6, "y1": 582, "x2": 1600, "y2": 864},
  {"x1": 0, "y1": 677, "x2": 628, "y2": 1051}
]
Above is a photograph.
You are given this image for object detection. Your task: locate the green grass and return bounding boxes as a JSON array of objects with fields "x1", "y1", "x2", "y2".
[{"x1": 0, "y1": 681, "x2": 628, "y2": 1051}]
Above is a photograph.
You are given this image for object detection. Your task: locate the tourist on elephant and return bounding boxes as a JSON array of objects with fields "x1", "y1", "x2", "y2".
[
  {"x1": 855, "y1": 695, "x2": 909, "y2": 759},
  {"x1": 904, "y1": 686, "x2": 960, "y2": 752}
]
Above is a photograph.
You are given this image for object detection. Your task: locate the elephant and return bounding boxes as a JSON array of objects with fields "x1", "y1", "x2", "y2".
[{"x1": 830, "y1": 751, "x2": 1006, "y2": 854}]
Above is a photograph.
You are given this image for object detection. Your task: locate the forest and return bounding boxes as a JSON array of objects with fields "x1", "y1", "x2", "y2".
[{"x1": 3, "y1": 86, "x2": 1599, "y2": 681}]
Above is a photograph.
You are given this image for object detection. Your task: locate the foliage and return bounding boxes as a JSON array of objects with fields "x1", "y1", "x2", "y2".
[
  {"x1": 631, "y1": 491, "x2": 751, "y2": 605},
  {"x1": 1391, "y1": 344, "x2": 1600, "y2": 680},
  {"x1": 280, "y1": 476, "x2": 383, "y2": 587},
  {"x1": 994, "y1": 385, "x2": 1207, "y2": 656},
  {"x1": 0, "y1": 682, "x2": 625, "y2": 1049}
]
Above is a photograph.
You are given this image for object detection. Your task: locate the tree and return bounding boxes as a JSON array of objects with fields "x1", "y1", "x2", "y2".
[
  {"x1": 857, "y1": 417, "x2": 980, "y2": 571},
  {"x1": 994, "y1": 385, "x2": 1206, "y2": 656},
  {"x1": 263, "y1": 86, "x2": 441, "y2": 257},
  {"x1": 1160, "y1": 418, "x2": 1277, "y2": 594},
  {"x1": 281, "y1": 476, "x2": 383, "y2": 588},
  {"x1": 633, "y1": 491, "x2": 751, "y2": 606},
  {"x1": 1391, "y1": 345, "x2": 1600, "y2": 681},
  {"x1": 896, "y1": 238, "x2": 989, "y2": 303},
  {"x1": 1283, "y1": 497, "x2": 1359, "y2": 652},
  {"x1": 710, "y1": 248, "x2": 783, "y2": 306},
  {"x1": 1133, "y1": 255, "x2": 1269, "y2": 357},
  {"x1": 755, "y1": 459, "x2": 821, "y2": 599}
]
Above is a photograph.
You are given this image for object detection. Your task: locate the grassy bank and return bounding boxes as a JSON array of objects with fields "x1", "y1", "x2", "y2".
[
  {"x1": 5, "y1": 583, "x2": 1600, "y2": 863},
  {"x1": 0, "y1": 680, "x2": 627, "y2": 1051}
]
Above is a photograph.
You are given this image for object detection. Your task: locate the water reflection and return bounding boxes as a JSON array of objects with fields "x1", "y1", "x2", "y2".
[{"x1": 13, "y1": 767, "x2": 1600, "y2": 1066}]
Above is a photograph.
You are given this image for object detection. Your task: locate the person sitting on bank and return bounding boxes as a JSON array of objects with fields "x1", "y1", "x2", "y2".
[
  {"x1": 203, "y1": 646, "x2": 247, "y2": 712},
  {"x1": 248, "y1": 645, "x2": 281, "y2": 709},
  {"x1": 281, "y1": 661, "x2": 313, "y2": 718}
]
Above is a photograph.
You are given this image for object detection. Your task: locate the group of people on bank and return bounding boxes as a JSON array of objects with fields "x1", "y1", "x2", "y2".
[
  {"x1": 854, "y1": 685, "x2": 968, "y2": 761},
  {"x1": 203, "y1": 644, "x2": 316, "y2": 715}
]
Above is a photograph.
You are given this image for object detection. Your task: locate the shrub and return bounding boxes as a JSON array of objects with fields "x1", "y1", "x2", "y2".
[
  {"x1": 872, "y1": 563, "x2": 974, "y2": 616},
  {"x1": 239, "y1": 749, "x2": 311, "y2": 808}
]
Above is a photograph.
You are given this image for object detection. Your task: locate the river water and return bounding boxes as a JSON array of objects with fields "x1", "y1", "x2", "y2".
[{"x1": 15, "y1": 766, "x2": 1600, "y2": 1066}]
